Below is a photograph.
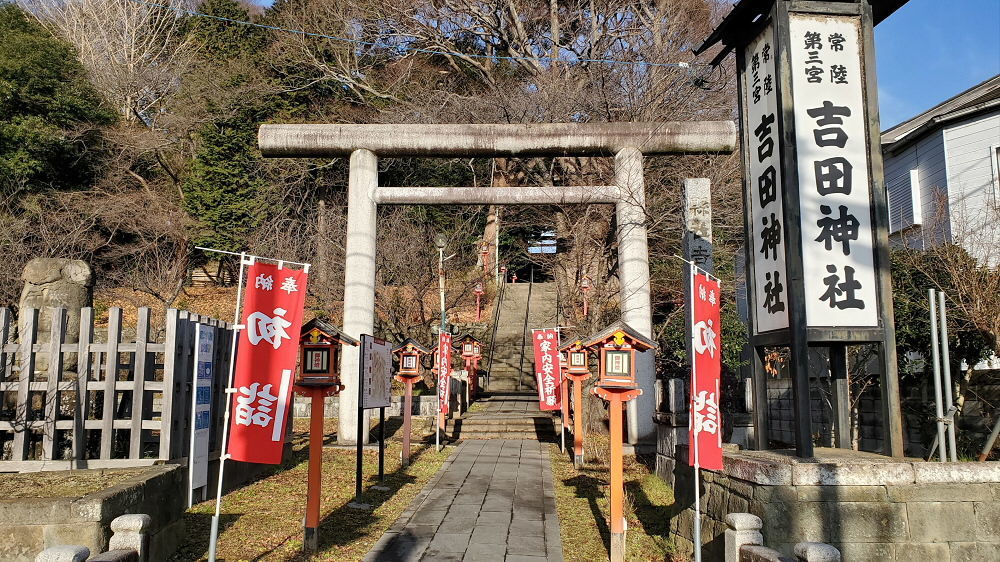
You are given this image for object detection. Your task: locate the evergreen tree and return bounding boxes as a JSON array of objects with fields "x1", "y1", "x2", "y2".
[
  {"x1": 180, "y1": 0, "x2": 284, "y2": 253},
  {"x1": 183, "y1": 120, "x2": 266, "y2": 252},
  {"x1": 0, "y1": 3, "x2": 113, "y2": 195}
]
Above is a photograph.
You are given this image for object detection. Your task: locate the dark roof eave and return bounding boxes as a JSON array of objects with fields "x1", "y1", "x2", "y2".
[{"x1": 696, "y1": 0, "x2": 909, "y2": 64}]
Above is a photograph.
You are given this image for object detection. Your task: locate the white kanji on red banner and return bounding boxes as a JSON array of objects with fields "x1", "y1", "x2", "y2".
[
  {"x1": 689, "y1": 271, "x2": 723, "y2": 471},
  {"x1": 228, "y1": 262, "x2": 308, "y2": 465},
  {"x1": 532, "y1": 329, "x2": 561, "y2": 411}
]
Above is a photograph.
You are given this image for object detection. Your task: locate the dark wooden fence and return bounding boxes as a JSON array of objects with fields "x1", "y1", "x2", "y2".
[{"x1": 0, "y1": 307, "x2": 233, "y2": 472}]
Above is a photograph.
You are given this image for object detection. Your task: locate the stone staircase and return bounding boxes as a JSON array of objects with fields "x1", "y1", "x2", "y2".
[
  {"x1": 485, "y1": 282, "x2": 559, "y2": 393},
  {"x1": 446, "y1": 393, "x2": 562, "y2": 441},
  {"x1": 443, "y1": 281, "x2": 564, "y2": 441}
]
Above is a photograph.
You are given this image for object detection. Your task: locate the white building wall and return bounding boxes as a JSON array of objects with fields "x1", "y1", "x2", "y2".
[
  {"x1": 943, "y1": 110, "x2": 1000, "y2": 265},
  {"x1": 884, "y1": 129, "x2": 949, "y2": 246}
]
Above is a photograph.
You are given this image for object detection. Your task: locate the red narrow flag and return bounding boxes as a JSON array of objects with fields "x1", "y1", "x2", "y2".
[
  {"x1": 532, "y1": 329, "x2": 562, "y2": 411},
  {"x1": 437, "y1": 332, "x2": 453, "y2": 415},
  {"x1": 689, "y1": 271, "x2": 723, "y2": 471},
  {"x1": 227, "y1": 262, "x2": 309, "y2": 464}
]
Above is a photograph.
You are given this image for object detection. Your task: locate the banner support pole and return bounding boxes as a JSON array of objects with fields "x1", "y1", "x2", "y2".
[
  {"x1": 688, "y1": 260, "x2": 704, "y2": 562},
  {"x1": 208, "y1": 252, "x2": 250, "y2": 562}
]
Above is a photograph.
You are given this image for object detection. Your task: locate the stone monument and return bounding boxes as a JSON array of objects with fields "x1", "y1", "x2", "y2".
[{"x1": 19, "y1": 258, "x2": 94, "y2": 374}]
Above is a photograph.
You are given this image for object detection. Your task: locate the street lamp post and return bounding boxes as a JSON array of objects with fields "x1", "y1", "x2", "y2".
[{"x1": 435, "y1": 234, "x2": 447, "y2": 332}]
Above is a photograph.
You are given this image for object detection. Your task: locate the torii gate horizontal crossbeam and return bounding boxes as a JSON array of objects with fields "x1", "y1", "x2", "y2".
[
  {"x1": 259, "y1": 122, "x2": 736, "y2": 157},
  {"x1": 374, "y1": 186, "x2": 620, "y2": 205}
]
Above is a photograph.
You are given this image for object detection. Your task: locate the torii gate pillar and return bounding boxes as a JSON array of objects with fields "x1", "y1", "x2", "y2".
[{"x1": 615, "y1": 147, "x2": 656, "y2": 445}]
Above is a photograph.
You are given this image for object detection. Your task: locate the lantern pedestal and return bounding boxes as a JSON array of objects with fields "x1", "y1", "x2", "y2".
[
  {"x1": 394, "y1": 374, "x2": 420, "y2": 467},
  {"x1": 295, "y1": 384, "x2": 343, "y2": 552},
  {"x1": 594, "y1": 385, "x2": 642, "y2": 562},
  {"x1": 566, "y1": 372, "x2": 591, "y2": 468}
]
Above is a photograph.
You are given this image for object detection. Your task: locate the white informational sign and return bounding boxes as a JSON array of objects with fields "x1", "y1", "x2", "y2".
[
  {"x1": 189, "y1": 323, "x2": 214, "y2": 507},
  {"x1": 361, "y1": 335, "x2": 393, "y2": 409},
  {"x1": 789, "y1": 14, "x2": 879, "y2": 327},
  {"x1": 741, "y1": 22, "x2": 790, "y2": 334}
]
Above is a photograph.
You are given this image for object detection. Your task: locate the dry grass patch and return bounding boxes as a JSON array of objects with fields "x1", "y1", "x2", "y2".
[
  {"x1": 549, "y1": 433, "x2": 681, "y2": 561},
  {"x1": 173, "y1": 416, "x2": 448, "y2": 561},
  {"x1": 0, "y1": 467, "x2": 150, "y2": 499}
]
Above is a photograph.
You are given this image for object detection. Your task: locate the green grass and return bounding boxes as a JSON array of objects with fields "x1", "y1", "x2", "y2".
[
  {"x1": 549, "y1": 434, "x2": 681, "y2": 562},
  {"x1": 173, "y1": 417, "x2": 449, "y2": 561}
]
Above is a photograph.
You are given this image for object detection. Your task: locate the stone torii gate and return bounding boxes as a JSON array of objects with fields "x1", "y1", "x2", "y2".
[{"x1": 258, "y1": 122, "x2": 736, "y2": 446}]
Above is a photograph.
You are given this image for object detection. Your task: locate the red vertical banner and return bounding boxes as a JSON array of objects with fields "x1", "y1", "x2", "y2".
[
  {"x1": 437, "y1": 332, "x2": 453, "y2": 415},
  {"x1": 689, "y1": 272, "x2": 723, "y2": 471},
  {"x1": 228, "y1": 262, "x2": 309, "y2": 464},
  {"x1": 532, "y1": 329, "x2": 562, "y2": 411}
]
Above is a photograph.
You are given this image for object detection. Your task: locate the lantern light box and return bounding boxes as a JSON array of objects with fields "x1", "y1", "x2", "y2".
[
  {"x1": 296, "y1": 318, "x2": 359, "y2": 388},
  {"x1": 582, "y1": 322, "x2": 656, "y2": 390},
  {"x1": 392, "y1": 338, "x2": 432, "y2": 379}
]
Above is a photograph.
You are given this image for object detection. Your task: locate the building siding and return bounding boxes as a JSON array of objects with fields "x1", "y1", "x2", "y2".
[
  {"x1": 943, "y1": 110, "x2": 1000, "y2": 264},
  {"x1": 884, "y1": 129, "x2": 949, "y2": 246}
]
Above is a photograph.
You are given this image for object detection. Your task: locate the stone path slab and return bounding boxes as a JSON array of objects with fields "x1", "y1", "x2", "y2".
[{"x1": 364, "y1": 439, "x2": 563, "y2": 562}]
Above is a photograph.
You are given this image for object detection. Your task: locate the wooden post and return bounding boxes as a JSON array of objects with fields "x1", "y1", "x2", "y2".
[
  {"x1": 42, "y1": 308, "x2": 66, "y2": 460},
  {"x1": 830, "y1": 345, "x2": 851, "y2": 449},
  {"x1": 129, "y1": 308, "x2": 150, "y2": 459},
  {"x1": 12, "y1": 308, "x2": 37, "y2": 461},
  {"x1": 608, "y1": 393, "x2": 625, "y2": 562},
  {"x1": 594, "y1": 385, "x2": 641, "y2": 562},
  {"x1": 304, "y1": 388, "x2": 324, "y2": 551},
  {"x1": 160, "y1": 309, "x2": 180, "y2": 460},
  {"x1": 101, "y1": 308, "x2": 123, "y2": 459},
  {"x1": 74, "y1": 308, "x2": 93, "y2": 464},
  {"x1": 573, "y1": 378, "x2": 584, "y2": 467},
  {"x1": 402, "y1": 379, "x2": 413, "y2": 468},
  {"x1": 0, "y1": 308, "x2": 10, "y2": 383}
]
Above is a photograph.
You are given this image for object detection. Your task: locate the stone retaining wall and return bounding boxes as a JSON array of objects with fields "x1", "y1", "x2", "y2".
[
  {"x1": 0, "y1": 465, "x2": 185, "y2": 562},
  {"x1": 292, "y1": 394, "x2": 441, "y2": 419},
  {"x1": 665, "y1": 446, "x2": 1000, "y2": 561}
]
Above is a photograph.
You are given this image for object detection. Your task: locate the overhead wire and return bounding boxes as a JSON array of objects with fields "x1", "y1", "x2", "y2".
[{"x1": 126, "y1": 0, "x2": 700, "y2": 70}]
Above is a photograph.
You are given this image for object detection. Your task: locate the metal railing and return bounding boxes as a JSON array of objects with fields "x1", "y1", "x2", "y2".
[
  {"x1": 516, "y1": 268, "x2": 534, "y2": 392},
  {"x1": 484, "y1": 273, "x2": 508, "y2": 392}
]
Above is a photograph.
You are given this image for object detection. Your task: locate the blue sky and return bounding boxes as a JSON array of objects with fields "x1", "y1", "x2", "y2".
[
  {"x1": 246, "y1": 0, "x2": 998, "y2": 128},
  {"x1": 875, "y1": 0, "x2": 1000, "y2": 128}
]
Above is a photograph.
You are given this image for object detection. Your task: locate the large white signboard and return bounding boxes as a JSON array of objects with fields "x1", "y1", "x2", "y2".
[
  {"x1": 189, "y1": 323, "x2": 214, "y2": 506},
  {"x1": 361, "y1": 335, "x2": 393, "y2": 409},
  {"x1": 789, "y1": 14, "x2": 879, "y2": 327},
  {"x1": 741, "y1": 22, "x2": 789, "y2": 334}
]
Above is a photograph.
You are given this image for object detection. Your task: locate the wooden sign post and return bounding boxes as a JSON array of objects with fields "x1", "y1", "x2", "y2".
[{"x1": 584, "y1": 323, "x2": 656, "y2": 562}]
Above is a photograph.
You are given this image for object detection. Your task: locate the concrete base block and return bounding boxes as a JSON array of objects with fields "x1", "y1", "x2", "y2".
[{"x1": 661, "y1": 447, "x2": 1000, "y2": 562}]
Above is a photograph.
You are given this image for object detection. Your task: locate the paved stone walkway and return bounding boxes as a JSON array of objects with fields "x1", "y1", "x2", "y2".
[{"x1": 364, "y1": 439, "x2": 563, "y2": 561}]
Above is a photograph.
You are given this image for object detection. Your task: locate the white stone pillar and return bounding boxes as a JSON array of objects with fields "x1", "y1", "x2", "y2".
[
  {"x1": 339, "y1": 149, "x2": 378, "y2": 444},
  {"x1": 615, "y1": 147, "x2": 655, "y2": 446},
  {"x1": 724, "y1": 513, "x2": 763, "y2": 562}
]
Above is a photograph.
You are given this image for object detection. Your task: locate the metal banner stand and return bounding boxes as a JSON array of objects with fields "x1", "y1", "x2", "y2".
[
  {"x1": 689, "y1": 261, "x2": 703, "y2": 562},
  {"x1": 205, "y1": 251, "x2": 250, "y2": 562}
]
